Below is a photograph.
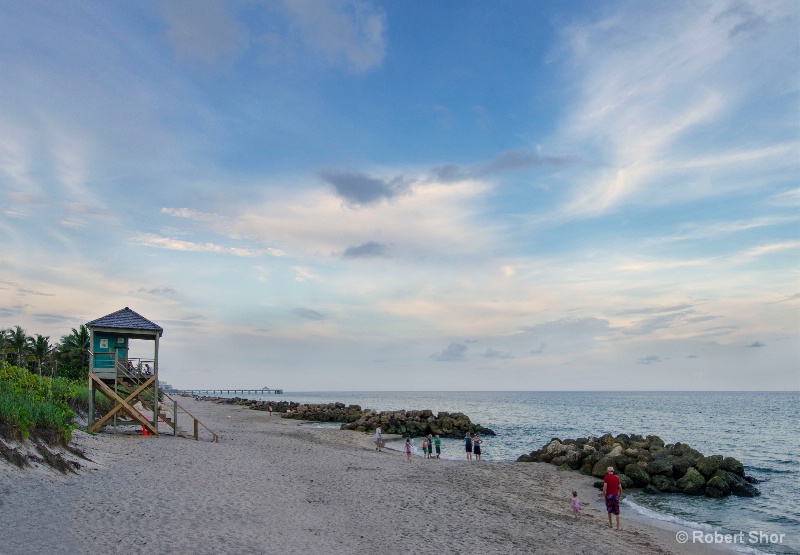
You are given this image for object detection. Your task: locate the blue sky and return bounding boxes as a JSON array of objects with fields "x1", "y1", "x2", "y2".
[{"x1": 1, "y1": 1, "x2": 797, "y2": 391}]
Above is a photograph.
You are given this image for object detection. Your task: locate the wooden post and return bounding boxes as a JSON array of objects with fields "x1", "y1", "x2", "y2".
[
  {"x1": 153, "y1": 335, "x2": 160, "y2": 431},
  {"x1": 173, "y1": 400, "x2": 178, "y2": 437},
  {"x1": 193, "y1": 418, "x2": 199, "y2": 440},
  {"x1": 88, "y1": 374, "x2": 94, "y2": 425}
]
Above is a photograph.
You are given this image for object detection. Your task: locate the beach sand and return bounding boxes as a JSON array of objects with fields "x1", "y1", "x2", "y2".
[{"x1": 1, "y1": 398, "x2": 731, "y2": 555}]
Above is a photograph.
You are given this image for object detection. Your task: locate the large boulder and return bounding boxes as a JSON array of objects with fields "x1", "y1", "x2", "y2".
[
  {"x1": 720, "y1": 457, "x2": 745, "y2": 477},
  {"x1": 705, "y1": 470, "x2": 733, "y2": 498},
  {"x1": 651, "y1": 474, "x2": 679, "y2": 493},
  {"x1": 696, "y1": 455, "x2": 724, "y2": 479},
  {"x1": 624, "y1": 462, "x2": 652, "y2": 488},
  {"x1": 671, "y1": 445, "x2": 703, "y2": 477},
  {"x1": 646, "y1": 458, "x2": 674, "y2": 476},
  {"x1": 676, "y1": 467, "x2": 706, "y2": 496},
  {"x1": 592, "y1": 456, "x2": 617, "y2": 478}
]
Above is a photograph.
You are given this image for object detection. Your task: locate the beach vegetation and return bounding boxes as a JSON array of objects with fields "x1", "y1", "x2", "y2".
[{"x1": 0, "y1": 361, "x2": 78, "y2": 442}]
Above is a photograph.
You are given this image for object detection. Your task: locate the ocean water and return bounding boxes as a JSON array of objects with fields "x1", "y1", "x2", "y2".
[{"x1": 228, "y1": 391, "x2": 799, "y2": 554}]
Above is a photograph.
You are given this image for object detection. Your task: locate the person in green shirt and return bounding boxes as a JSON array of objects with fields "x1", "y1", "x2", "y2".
[{"x1": 434, "y1": 435, "x2": 441, "y2": 459}]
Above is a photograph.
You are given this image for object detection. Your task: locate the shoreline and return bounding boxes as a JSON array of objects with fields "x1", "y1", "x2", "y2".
[{"x1": 0, "y1": 397, "x2": 749, "y2": 554}]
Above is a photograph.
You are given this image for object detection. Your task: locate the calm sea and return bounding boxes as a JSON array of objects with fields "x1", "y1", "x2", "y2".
[{"x1": 227, "y1": 391, "x2": 799, "y2": 554}]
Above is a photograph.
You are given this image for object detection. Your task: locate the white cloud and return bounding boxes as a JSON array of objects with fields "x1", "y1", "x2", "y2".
[
  {"x1": 162, "y1": 176, "x2": 493, "y2": 261},
  {"x1": 133, "y1": 233, "x2": 283, "y2": 258}
]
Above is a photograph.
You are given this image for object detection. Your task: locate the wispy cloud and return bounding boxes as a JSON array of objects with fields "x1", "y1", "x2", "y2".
[
  {"x1": 431, "y1": 342, "x2": 468, "y2": 361},
  {"x1": 552, "y1": 2, "x2": 798, "y2": 220},
  {"x1": 133, "y1": 233, "x2": 281, "y2": 258},
  {"x1": 343, "y1": 241, "x2": 388, "y2": 259},
  {"x1": 731, "y1": 241, "x2": 800, "y2": 263},
  {"x1": 637, "y1": 354, "x2": 663, "y2": 365},
  {"x1": 293, "y1": 307, "x2": 325, "y2": 321},
  {"x1": 481, "y1": 347, "x2": 514, "y2": 360}
]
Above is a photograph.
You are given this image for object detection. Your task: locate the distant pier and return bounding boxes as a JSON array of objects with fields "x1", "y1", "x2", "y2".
[{"x1": 172, "y1": 388, "x2": 283, "y2": 395}]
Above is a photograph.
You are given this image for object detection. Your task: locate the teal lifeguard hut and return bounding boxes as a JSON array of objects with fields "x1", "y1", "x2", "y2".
[
  {"x1": 86, "y1": 307, "x2": 163, "y2": 435},
  {"x1": 85, "y1": 307, "x2": 218, "y2": 441}
]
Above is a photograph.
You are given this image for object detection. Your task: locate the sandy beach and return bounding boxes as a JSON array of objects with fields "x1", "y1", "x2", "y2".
[{"x1": 1, "y1": 398, "x2": 732, "y2": 555}]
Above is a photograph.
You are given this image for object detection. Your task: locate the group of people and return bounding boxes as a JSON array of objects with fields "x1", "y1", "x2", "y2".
[
  {"x1": 390, "y1": 431, "x2": 443, "y2": 462},
  {"x1": 402, "y1": 434, "x2": 444, "y2": 462},
  {"x1": 568, "y1": 466, "x2": 623, "y2": 530},
  {"x1": 464, "y1": 432, "x2": 483, "y2": 461},
  {"x1": 374, "y1": 427, "x2": 486, "y2": 463},
  {"x1": 126, "y1": 361, "x2": 152, "y2": 377},
  {"x1": 421, "y1": 434, "x2": 441, "y2": 459}
]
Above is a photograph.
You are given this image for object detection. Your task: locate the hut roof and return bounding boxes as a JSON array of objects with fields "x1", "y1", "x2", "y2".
[{"x1": 86, "y1": 307, "x2": 163, "y2": 337}]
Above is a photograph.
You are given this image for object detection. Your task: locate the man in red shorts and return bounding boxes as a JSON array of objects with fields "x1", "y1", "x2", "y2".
[{"x1": 603, "y1": 466, "x2": 622, "y2": 530}]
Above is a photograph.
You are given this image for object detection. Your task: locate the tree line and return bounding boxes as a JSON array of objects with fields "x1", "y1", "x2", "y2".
[{"x1": 0, "y1": 324, "x2": 90, "y2": 381}]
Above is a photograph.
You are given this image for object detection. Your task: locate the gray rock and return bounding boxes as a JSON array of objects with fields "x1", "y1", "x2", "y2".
[
  {"x1": 651, "y1": 474, "x2": 678, "y2": 493},
  {"x1": 696, "y1": 455, "x2": 724, "y2": 479},
  {"x1": 592, "y1": 456, "x2": 617, "y2": 478},
  {"x1": 676, "y1": 467, "x2": 706, "y2": 496},
  {"x1": 720, "y1": 457, "x2": 745, "y2": 477},
  {"x1": 624, "y1": 462, "x2": 652, "y2": 488},
  {"x1": 646, "y1": 458, "x2": 673, "y2": 476}
]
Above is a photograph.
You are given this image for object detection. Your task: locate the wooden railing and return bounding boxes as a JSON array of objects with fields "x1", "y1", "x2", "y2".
[{"x1": 157, "y1": 390, "x2": 219, "y2": 443}]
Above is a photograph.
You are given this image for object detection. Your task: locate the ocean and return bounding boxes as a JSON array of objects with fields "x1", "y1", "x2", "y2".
[{"x1": 222, "y1": 390, "x2": 799, "y2": 554}]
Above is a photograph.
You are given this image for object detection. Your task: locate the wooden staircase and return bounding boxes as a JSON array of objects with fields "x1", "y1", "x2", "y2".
[{"x1": 88, "y1": 368, "x2": 218, "y2": 442}]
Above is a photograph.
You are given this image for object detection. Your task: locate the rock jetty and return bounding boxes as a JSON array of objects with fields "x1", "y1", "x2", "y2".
[
  {"x1": 197, "y1": 397, "x2": 495, "y2": 439},
  {"x1": 337, "y1": 408, "x2": 495, "y2": 439},
  {"x1": 517, "y1": 433, "x2": 759, "y2": 498}
]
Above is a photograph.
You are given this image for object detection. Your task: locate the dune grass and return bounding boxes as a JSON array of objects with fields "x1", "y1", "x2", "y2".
[{"x1": 0, "y1": 362, "x2": 78, "y2": 441}]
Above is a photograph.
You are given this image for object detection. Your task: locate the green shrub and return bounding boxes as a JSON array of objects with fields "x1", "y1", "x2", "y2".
[{"x1": 0, "y1": 362, "x2": 77, "y2": 441}]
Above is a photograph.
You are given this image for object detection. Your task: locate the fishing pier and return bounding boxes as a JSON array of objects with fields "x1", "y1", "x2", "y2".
[{"x1": 172, "y1": 388, "x2": 284, "y2": 395}]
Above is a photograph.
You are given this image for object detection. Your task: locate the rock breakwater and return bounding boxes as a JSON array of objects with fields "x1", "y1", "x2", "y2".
[
  {"x1": 517, "y1": 433, "x2": 759, "y2": 498},
  {"x1": 196, "y1": 397, "x2": 495, "y2": 438}
]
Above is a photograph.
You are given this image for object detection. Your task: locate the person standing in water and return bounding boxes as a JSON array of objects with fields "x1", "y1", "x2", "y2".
[
  {"x1": 434, "y1": 435, "x2": 441, "y2": 459},
  {"x1": 472, "y1": 433, "x2": 483, "y2": 461},
  {"x1": 464, "y1": 432, "x2": 473, "y2": 461},
  {"x1": 375, "y1": 425, "x2": 382, "y2": 451}
]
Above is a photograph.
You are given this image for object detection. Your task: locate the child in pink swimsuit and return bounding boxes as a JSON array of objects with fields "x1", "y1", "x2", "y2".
[{"x1": 571, "y1": 491, "x2": 581, "y2": 520}]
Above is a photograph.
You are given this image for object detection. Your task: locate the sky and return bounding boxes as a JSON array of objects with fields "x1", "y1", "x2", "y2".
[{"x1": 0, "y1": 0, "x2": 798, "y2": 391}]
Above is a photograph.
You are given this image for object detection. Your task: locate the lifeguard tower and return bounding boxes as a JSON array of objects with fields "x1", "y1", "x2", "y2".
[{"x1": 86, "y1": 307, "x2": 217, "y2": 441}]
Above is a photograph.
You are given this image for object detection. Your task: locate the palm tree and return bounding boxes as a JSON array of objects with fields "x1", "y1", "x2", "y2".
[
  {"x1": 29, "y1": 334, "x2": 54, "y2": 375},
  {"x1": 60, "y1": 324, "x2": 91, "y2": 368},
  {"x1": 9, "y1": 325, "x2": 30, "y2": 368}
]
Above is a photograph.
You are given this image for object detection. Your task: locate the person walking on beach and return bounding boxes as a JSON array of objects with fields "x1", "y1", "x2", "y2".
[
  {"x1": 464, "y1": 432, "x2": 473, "y2": 461},
  {"x1": 405, "y1": 437, "x2": 413, "y2": 462},
  {"x1": 603, "y1": 467, "x2": 622, "y2": 530},
  {"x1": 434, "y1": 435, "x2": 441, "y2": 459},
  {"x1": 375, "y1": 425, "x2": 383, "y2": 451},
  {"x1": 472, "y1": 433, "x2": 483, "y2": 461},
  {"x1": 427, "y1": 434, "x2": 434, "y2": 459},
  {"x1": 570, "y1": 491, "x2": 581, "y2": 520},
  {"x1": 421, "y1": 437, "x2": 428, "y2": 458}
]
